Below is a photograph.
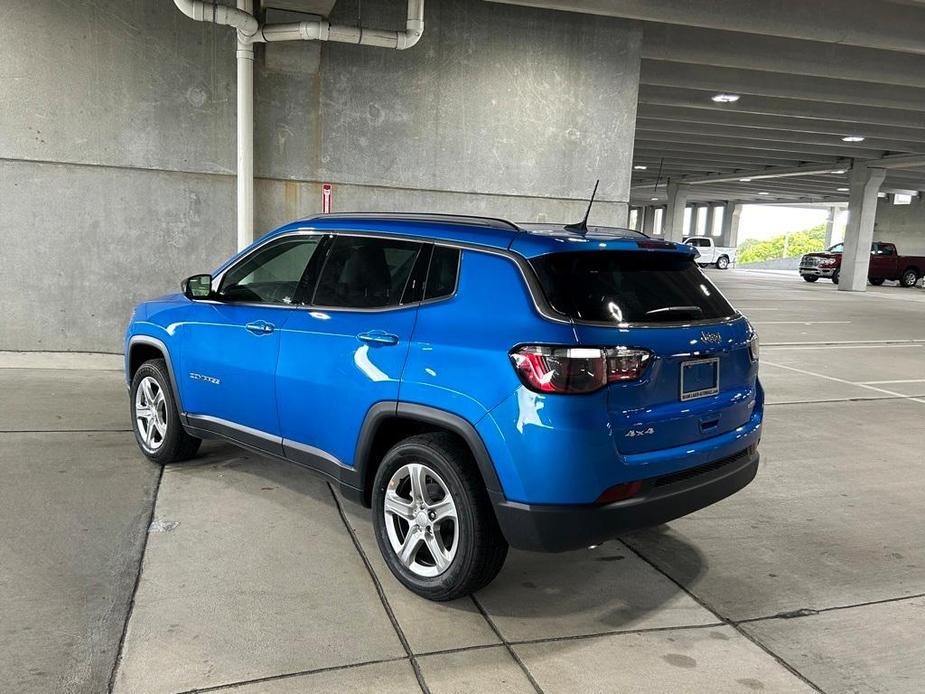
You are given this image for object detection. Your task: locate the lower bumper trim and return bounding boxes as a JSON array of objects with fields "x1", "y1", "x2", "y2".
[{"x1": 492, "y1": 448, "x2": 759, "y2": 552}]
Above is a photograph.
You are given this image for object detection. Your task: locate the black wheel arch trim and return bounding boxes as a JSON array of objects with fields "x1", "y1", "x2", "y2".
[
  {"x1": 127, "y1": 335, "x2": 184, "y2": 413},
  {"x1": 354, "y1": 401, "x2": 503, "y2": 507}
]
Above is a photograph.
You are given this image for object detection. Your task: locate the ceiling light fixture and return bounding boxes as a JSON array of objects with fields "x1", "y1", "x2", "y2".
[
  {"x1": 837, "y1": 187, "x2": 849, "y2": 192},
  {"x1": 650, "y1": 197, "x2": 659, "y2": 201},
  {"x1": 831, "y1": 169, "x2": 847, "y2": 174},
  {"x1": 758, "y1": 192, "x2": 769, "y2": 195},
  {"x1": 711, "y1": 93, "x2": 740, "y2": 103},
  {"x1": 841, "y1": 136, "x2": 865, "y2": 142},
  {"x1": 634, "y1": 165, "x2": 648, "y2": 170},
  {"x1": 739, "y1": 178, "x2": 753, "y2": 182}
]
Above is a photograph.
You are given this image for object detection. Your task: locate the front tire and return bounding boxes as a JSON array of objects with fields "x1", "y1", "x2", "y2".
[
  {"x1": 716, "y1": 255, "x2": 730, "y2": 270},
  {"x1": 869, "y1": 278, "x2": 885, "y2": 286},
  {"x1": 900, "y1": 268, "x2": 920, "y2": 288},
  {"x1": 802, "y1": 275, "x2": 819, "y2": 283},
  {"x1": 130, "y1": 359, "x2": 201, "y2": 464},
  {"x1": 372, "y1": 433, "x2": 508, "y2": 601},
  {"x1": 832, "y1": 270, "x2": 840, "y2": 285}
]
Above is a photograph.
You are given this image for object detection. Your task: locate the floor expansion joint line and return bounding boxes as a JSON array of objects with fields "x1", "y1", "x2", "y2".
[
  {"x1": 469, "y1": 594, "x2": 546, "y2": 694},
  {"x1": 326, "y1": 484, "x2": 431, "y2": 694},
  {"x1": 0, "y1": 428, "x2": 132, "y2": 433},
  {"x1": 620, "y1": 542, "x2": 828, "y2": 694},
  {"x1": 766, "y1": 394, "x2": 925, "y2": 407},
  {"x1": 171, "y1": 656, "x2": 411, "y2": 694},
  {"x1": 733, "y1": 590, "x2": 925, "y2": 626},
  {"x1": 106, "y1": 464, "x2": 164, "y2": 694}
]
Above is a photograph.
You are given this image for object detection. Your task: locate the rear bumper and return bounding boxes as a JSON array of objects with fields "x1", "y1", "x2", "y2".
[{"x1": 491, "y1": 445, "x2": 759, "y2": 552}]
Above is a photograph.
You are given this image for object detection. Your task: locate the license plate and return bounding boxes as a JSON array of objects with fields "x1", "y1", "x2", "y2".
[{"x1": 680, "y1": 357, "x2": 720, "y2": 401}]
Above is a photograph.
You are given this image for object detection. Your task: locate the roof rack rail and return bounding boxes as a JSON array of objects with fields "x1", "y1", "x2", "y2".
[{"x1": 302, "y1": 212, "x2": 522, "y2": 232}]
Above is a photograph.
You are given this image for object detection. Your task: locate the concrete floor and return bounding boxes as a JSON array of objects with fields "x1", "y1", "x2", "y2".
[{"x1": 3, "y1": 270, "x2": 925, "y2": 693}]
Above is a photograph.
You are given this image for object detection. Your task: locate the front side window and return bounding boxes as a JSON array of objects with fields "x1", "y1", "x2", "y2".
[
  {"x1": 313, "y1": 236, "x2": 423, "y2": 308},
  {"x1": 828, "y1": 243, "x2": 844, "y2": 253},
  {"x1": 219, "y1": 236, "x2": 321, "y2": 304},
  {"x1": 530, "y1": 251, "x2": 736, "y2": 324}
]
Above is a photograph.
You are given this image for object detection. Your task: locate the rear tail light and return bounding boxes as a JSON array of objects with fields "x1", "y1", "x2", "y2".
[{"x1": 510, "y1": 345, "x2": 652, "y2": 394}]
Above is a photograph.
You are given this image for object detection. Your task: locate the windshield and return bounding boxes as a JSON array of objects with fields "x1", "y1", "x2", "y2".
[{"x1": 530, "y1": 251, "x2": 736, "y2": 324}]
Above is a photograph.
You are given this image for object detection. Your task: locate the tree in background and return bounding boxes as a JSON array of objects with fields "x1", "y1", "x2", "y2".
[{"x1": 739, "y1": 223, "x2": 827, "y2": 264}]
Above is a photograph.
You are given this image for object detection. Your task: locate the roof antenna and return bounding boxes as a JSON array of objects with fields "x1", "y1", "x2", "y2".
[{"x1": 564, "y1": 179, "x2": 599, "y2": 235}]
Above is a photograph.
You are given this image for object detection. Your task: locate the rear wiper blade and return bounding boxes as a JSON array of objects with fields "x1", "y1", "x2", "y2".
[{"x1": 646, "y1": 305, "x2": 703, "y2": 316}]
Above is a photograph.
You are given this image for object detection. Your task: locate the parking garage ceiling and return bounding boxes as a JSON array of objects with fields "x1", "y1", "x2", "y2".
[{"x1": 489, "y1": 0, "x2": 925, "y2": 207}]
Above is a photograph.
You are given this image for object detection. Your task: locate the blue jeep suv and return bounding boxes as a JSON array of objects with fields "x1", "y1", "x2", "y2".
[{"x1": 125, "y1": 213, "x2": 762, "y2": 600}]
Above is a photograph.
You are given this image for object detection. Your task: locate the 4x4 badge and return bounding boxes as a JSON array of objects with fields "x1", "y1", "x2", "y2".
[{"x1": 700, "y1": 331, "x2": 722, "y2": 344}]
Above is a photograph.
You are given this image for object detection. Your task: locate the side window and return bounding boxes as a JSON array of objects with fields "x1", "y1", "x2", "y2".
[
  {"x1": 219, "y1": 236, "x2": 321, "y2": 304},
  {"x1": 424, "y1": 246, "x2": 461, "y2": 301},
  {"x1": 312, "y1": 236, "x2": 423, "y2": 308}
]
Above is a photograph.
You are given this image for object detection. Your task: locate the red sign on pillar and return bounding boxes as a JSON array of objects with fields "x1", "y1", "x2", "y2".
[{"x1": 321, "y1": 183, "x2": 333, "y2": 214}]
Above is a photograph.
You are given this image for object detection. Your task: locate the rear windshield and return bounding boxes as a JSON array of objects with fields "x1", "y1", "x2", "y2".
[{"x1": 530, "y1": 251, "x2": 736, "y2": 324}]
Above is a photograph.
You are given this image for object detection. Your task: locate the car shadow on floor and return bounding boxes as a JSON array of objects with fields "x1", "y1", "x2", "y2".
[{"x1": 163, "y1": 440, "x2": 711, "y2": 639}]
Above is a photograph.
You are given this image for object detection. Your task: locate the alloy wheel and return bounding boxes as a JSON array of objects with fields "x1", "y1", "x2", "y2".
[
  {"x1": 135, "y1": 376, "x2": 168, "y2": 451},
  {"x1": 383, "y1": 462, "x2": 459, "y2": 577}
]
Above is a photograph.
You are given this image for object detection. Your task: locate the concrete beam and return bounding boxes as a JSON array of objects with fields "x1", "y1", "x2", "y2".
[
  {"x1": 637, "y1": 106, "x2": 925, "y2": 143},
  {"x1": 638, "y1": 85, "x2": 925, "y2": 130},
  {"x1": 488, "y1": 0, "x2": 925, "y2": 55},
  {"x1": 635, "y1": 131, "x2": 882, "y2": 160},
  {"x1": 640, "y1": 24, "x2": 925, "y2": 89},
  {"x1": 867, "y1": 153, "x2": 925, "y2": 169},
  {"x1": 839, "y1": 165, "x2": 887, "y2": 292},
  {"x1": 635, "y1": 120, "x2": 925, "y2": 154},
  {"x1": 640, "y1": 61, "x2": 925, "y2": 112},
  {"x1": 635, "y1": 140, "x2": 837, "y2": 163}
]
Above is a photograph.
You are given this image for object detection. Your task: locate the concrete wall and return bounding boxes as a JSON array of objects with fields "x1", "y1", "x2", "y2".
[
  {"x1": 0, "y1": 0, "x2": 641, "y2": 352},
  {"x1": 873, "y1": 196, "x2": 925, "y2": 255}
]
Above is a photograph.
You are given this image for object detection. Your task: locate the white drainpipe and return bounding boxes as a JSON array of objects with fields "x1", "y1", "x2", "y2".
[{"x1": 172, "y1": 0, "x2": 425, "y2": 249}]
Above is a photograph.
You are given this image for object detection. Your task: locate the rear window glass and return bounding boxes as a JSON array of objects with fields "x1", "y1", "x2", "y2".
[{"x1": 530, "y1": 251, "x2": 736, "y2": 324}]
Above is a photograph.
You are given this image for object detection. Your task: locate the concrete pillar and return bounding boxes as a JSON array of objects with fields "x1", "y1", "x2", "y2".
[
  {"x1": 823, "y1": 205, "x2": 836, "y2": 247},
  {"x1": 642, "y1": 206, "x2": 656, "y2": 234},
  {"x1": 839, "y1": 165, "x2": 887, "y2": 292},
  {"x1": 703, "y1": 205, "x2": 716, "y2": 237},
  {"x1": 665, "y1": 181, "x2": 690, "y2": 242},
  {"x1": 719, "y1": 203, "x2": 742, "y2": 247}
]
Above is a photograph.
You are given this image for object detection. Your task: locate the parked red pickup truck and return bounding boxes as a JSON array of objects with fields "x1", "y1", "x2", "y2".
[{"x1": 799, "y1": 241, "x2": 925, "y2": 287}]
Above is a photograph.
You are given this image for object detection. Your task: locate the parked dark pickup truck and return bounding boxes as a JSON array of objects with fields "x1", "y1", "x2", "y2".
[{"x1": 799, "y1": 242, "x2": 925, "y2": 287}]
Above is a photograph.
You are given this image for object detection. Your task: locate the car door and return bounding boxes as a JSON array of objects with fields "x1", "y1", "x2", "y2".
[
  {"x1": 869, "y1": 242, "x2": 895, "y2": 279},
  {"x1": 275, "y1": 234, "x2": 426, "y2": 470},
  {"x1": 179, "y1": 233, "x2": 324, "y2": 443}
]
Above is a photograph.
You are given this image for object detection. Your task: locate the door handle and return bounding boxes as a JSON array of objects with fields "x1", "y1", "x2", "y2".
[
  {"x1": 357, "y1": 330, "x2": 399, "y2": 346},
  {"x1": 246, "y1": 321, "x2": 274, "y2": 336}
]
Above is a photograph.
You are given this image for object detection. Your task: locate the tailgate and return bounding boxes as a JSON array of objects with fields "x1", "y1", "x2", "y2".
[{"x1": 573, "y1": 319, "x2": 759, "y2": 457}]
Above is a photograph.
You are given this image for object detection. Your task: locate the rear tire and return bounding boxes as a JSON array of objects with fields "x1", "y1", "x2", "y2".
[
  {"x1": 802, "y1": 275, "x2": 818, "y2": 283},
  {"x1": 832, "y1": 270, "x2": 840, "y2": 285},
  {"x1": 372, "y1": 433, "x2": 508, "y2": 601},
  {"x1": 900, "y1": 268, "x2": 920, "y2": 288},
  {"x1": 716, "y1": 255, "x2": 730, "y2": 270},
  {"x1": 130, "y1": 359, "x2": 201, "y2": 464}
]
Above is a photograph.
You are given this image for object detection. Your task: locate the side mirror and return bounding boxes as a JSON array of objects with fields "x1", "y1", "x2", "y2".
[{"x1": 182, "y1": 274, "x2": 213, "y2": 300}]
